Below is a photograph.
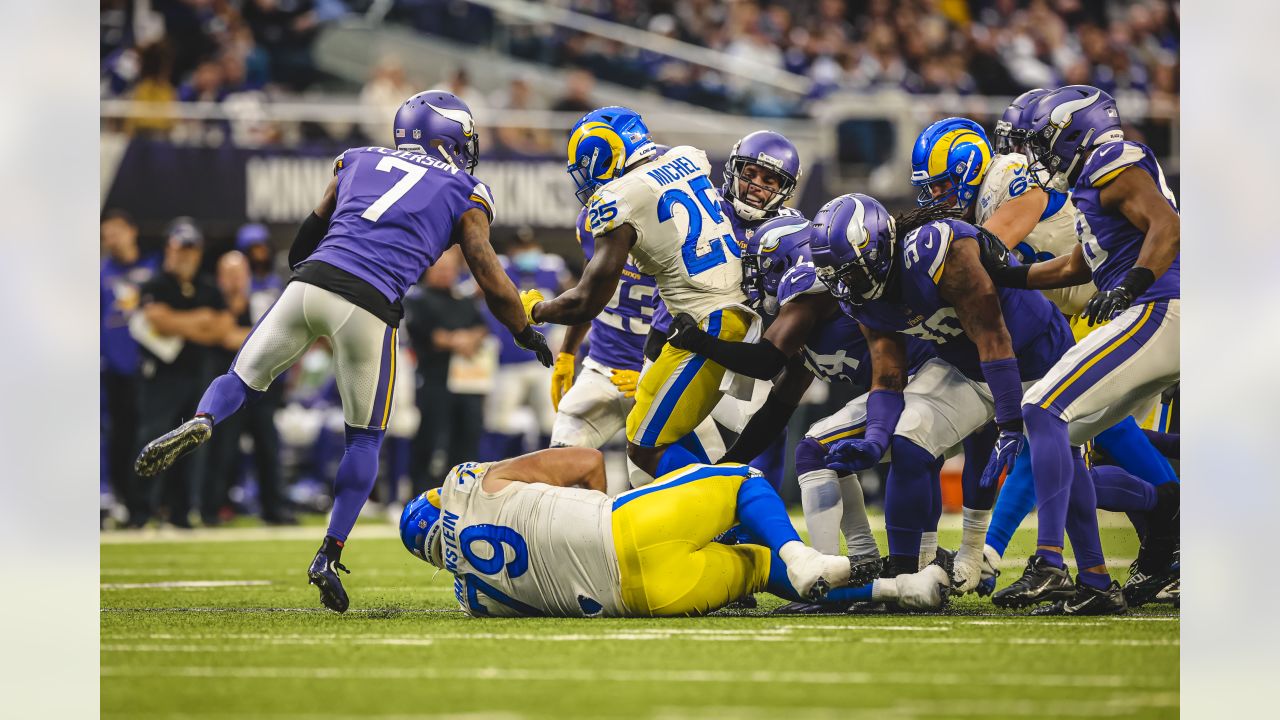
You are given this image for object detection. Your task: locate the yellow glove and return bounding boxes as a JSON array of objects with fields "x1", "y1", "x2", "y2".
[
  {"x1": 550, "y1": 352, "x2": 577, "y2": 411},
  {"x1": 520, "y1": 289, "x2": 545, "y2": 326},
  {"x1": 610, "y1": 368, "x2": 640, "y2": 399}
]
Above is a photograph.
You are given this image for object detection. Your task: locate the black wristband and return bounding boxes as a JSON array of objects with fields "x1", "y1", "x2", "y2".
[
  {"x1": 988, "y1": 263, "x2": 1030, "y2": 290},
  {"x1": 722, "y1": 393, "x2": 798, "y2": 464},
  {"x1": 289, "y1": 212, "x2": 328, "y2": 268},
  {"x1": 514, "y1": 324, "x2": 541, "y2": 346},
  {"x1": 1119, "y1": 266, "x2": 1156, "y2": 297}
]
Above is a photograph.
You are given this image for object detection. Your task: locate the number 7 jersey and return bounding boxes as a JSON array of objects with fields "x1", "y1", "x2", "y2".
[{"x1": 585, "y1": 146, "x2": 748, "y2": 321}]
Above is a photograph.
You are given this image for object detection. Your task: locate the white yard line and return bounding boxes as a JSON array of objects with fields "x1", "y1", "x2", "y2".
[
  {"x1": 99, "y1": 665, "x2": 1173, "y2": 689},
  {"x1": 100, "y1": 580, "x2": 273, "y2": 590}
]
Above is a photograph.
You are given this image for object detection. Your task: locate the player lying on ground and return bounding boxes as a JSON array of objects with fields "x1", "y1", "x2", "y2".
[
  {"x1": 399, "y1": 448, "x2": 951, "y2": 617},
  {"x1": 134, "y1": 90, "x2": 552, "y2": 613}
]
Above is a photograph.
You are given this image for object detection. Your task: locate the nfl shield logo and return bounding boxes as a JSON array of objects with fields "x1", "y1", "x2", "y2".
[{"x1": 412, "y1": 129, "x2": 422, "y2": 139}]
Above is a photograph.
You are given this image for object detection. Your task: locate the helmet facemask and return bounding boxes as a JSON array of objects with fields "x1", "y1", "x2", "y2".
[{"x1": 724, "y1": 158, "x2": 796, "y2": 222}]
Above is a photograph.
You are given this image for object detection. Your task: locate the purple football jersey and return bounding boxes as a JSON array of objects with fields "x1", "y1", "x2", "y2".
[
  {"x1": 852, "y1": 219, "x2": 1072, "y2": 382},
  {"x1": 777, "y1": 261, "x2": 934, "y2": 386},
  {"x1": 577, "y1": 208, "x2": 657, "y2": 371},
  {"x1": 1072, "y1": 141, "x2": 1180, "y2": 303},
  {"x1": 309, "y1": 147, "x2": 495, "y2": 303},
  {"x1": 100, "y1": 253, "x2": 160, "y2": 375}
]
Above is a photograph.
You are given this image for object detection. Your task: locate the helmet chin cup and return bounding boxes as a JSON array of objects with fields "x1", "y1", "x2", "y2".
[{"x1": 732, "y1": 196, "x2": 768, "y2": 222}]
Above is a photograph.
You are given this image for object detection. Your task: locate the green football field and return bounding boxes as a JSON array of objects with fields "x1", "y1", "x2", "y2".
[{"x1": 101, "y1": 517, "x2": 1178, "y2": 719}]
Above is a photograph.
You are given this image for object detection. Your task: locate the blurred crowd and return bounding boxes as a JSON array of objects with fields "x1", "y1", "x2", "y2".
[{"x1": 400, "y1": 0, "x2": 1179, "y2": 117}]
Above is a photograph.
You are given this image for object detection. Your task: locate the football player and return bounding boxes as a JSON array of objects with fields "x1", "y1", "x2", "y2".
[
  {"x1": 909, "y1": 113, "x2": 1179, "y2": 597},
  {"x1": 134, "y1": 91, "x2": 552, "y2": 613},
  {"x1": 398, "y1": 448, "x2": 951, "y2": 617},
  {"x1": 809, "y1": 193, "x2": 1164, "y2": 614},
  {"x1": 988, "y1": 86, "x2": 1181, "y2": 613},
  {"x1": 526, "y1": 108, "x2": 760, "y2": 480}
]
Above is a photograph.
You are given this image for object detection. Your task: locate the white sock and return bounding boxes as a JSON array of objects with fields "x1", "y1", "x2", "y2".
[
  {"x1": 779, "y1": 540, "x2": 851, "y2": 585},
  {"x1": 778, "y1": 540, "x2": 810, "y2": 568},
  {"x1": 918, "y1": 531, "x2": 938, "y2": 571},
  {"x1": 626, "y1": 458, "x2": 654, "y2": 489},
  {"x1": 838, "y1": 474, "x2": 878, "y2": 557},
  {"x1": 798, "y1": 469, "x2": 843, "y2": 555},
  {"x1": 960, "y1": 507, "x2": 992, "y2": 555},
  {"x1": 871, "y1": 577, "x2": 898, "y2": 601}
]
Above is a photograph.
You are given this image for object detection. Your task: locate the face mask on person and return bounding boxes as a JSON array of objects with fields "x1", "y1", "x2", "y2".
[{"x1": 513, "y1": 249, "x2": 542, "y2": 273}]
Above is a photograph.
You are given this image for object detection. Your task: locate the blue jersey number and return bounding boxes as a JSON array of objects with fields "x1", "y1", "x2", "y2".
[
  {"x1": 459, "y1": 524, "x2": 529, "y2": 579},
  {"x1": 658, "y1": 175, "x2": 735, "y2": 276}
]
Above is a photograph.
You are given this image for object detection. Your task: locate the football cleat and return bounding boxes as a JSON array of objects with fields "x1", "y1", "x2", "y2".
[
  {"x1": 773, "y1": 600, "x2": 853, "y2": 615},
  {"x1": 724, "y1": 594, "x2": 758, "y2": 611},
  {"x1": 1031, "y1": 578, "x2": 1127, "y2": 616},
  {"x1": 1126, "y1": 486, "x2": 1180, "y2": 607},
  {"x1": 308, "y1": 551, "x2": 351, "y2": 613},
  {"x1": 952, "y1": 544, "x2": 991, "y2": 595},
  {"x1": 932, "y1": 547, "x2": 956, "y2": 576},
  {"x1": 848, "y1": 552, "x2": 883, "y2": 586},
  {"x1": 785, "y1": 546, "x2": 850, "y2": 601},
  {"x1": 975, "y1": 544, "x2": 1002, "y2": 597},
  {"x1": 894, "y1": 563, "x2": 952, "y2": 611},
  {"x1": 1123, "y1": 556, "x2": 1179, "y2": 608},
  {"x1": 135, "y1": 416, "x2": 213, "y2": 478},
  {"x1": 992, "y1": 555, "x2": 1075, "y2": 609}
]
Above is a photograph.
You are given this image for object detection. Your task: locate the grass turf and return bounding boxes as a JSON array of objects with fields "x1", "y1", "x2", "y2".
[{"x1": 101, "y1": 518, "x2": 1178, "y2": 719}]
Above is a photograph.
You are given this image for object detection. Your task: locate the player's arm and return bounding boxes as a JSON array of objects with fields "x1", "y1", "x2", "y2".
[
  {"x1": 982, "y1": 187, "x2": 1048, "y2": 250},
  {"x1": 1101, "y1": 165, "x2": 1180, "y2": 281},
  {"x1": 288, "y1": 176, "x2": 338, "y2": 268},
  {"x1": 143, "y1": 304, "x2": 234, "y2": 345},
  {"x1": 863, "y1": 324, "x2": 908, "y2": 392},
  {"x1": 559, "y1": 322, "x2": 591, "y2": 358},
  {"x1": 720, "y1": 356, "x2": 815, "y2": 464},
  {"x1": 482, "y1": 447, "x2": 607, "y2": 494},
  {"x1": 987, "y1": 242, "x2": 1092, "y2": 290},
  {"x1": 937, "y1": 238, "x2": 1024, "y2": 437},
  {"x1": 457, "y1": 208, "x2": 552, "y2": 365},
  {"x1": 530, "y1": 226, "x2": 631, "y2": 326},
  {"x1": 821, "y1": 324, "x2": 908, "y2": 473},
  {"x1": 667, "y1": 294, "x2": 828, "y2": 380}
]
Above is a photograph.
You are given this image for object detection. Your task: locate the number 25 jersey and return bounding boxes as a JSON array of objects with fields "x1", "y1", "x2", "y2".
[
  {"x1": 585, "y1": 146, "x2": 747, "y2": 321},
  {"x1": 437, "y1": 462, "x2": 625, "y2": 618}
]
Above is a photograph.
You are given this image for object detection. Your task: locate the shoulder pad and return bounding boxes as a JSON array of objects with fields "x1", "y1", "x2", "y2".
[
  {"x1": 1079, "y1": 141, "x2": 1147, "y2": 190},
  {"x1": 777, "y1": 260, "x2": 825, "y2": 306},
  {"x1": 332, "y1": 150, "x2": 349, "y2": 175},
  {"x1": 467, "y1": 181, "x2": 496, "y2": 223},
  {"x1": 903, "y1": 221, "x2": 955, "y2": 286},
  {"x1": 586, "y1": 186, "x2": 627, "y2": 236}
]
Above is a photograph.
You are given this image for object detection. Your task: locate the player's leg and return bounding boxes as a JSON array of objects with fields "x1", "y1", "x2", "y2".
[
  {"x1": 1003, "y1": 300, "x2": 1179, "y2": 609},
  {"x1": 625, "y1": 308, "x2": 752, "y2": 476},
  {"x1": 550, "y1": 359, "x2": 626, "y2": 450},
  {"x1": 951, "y1": 424, "x2": 999, "y2": 593},
  {"x1": 307, "y1": 288, "x2": 401, "y2": 613},
  {"x1": 611, "y1": 464, "x2": 853, "y2": 615},
  {"x1": 797, "y1": 396, "x2": 880, "y2": 564},
  {"x1": 135, "y1": 282, "x2": 315, "y2": 477},
  {"x1": 1092, "y1": 415, "x2": 1178, "y2": 486}
]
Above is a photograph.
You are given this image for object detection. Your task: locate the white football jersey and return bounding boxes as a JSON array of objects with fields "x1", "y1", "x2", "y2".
[
  {"x1": 977, "y1": 153, "x2": 1095, "y2": 315},
  {"x1": 586, "y1": 146, "x2": 748, "y2": 321},
  {"x1": 437, "y1": 462, "x2": 625, "y2": 618}
]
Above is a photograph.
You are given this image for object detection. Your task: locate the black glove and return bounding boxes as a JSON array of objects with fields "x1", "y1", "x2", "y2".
[
  {"x1": 1082, "y1": 267, "x2": 1154, "y2": 326},
  {"x1": 514, "y1": 325, "x2": 553, "y2": 367},
  {"x1": 666, "y1": 313, "x2": 712, "y2": 353},
  {"x1": 974, "y1": 226, "x2": 1030, "y2": 289}
]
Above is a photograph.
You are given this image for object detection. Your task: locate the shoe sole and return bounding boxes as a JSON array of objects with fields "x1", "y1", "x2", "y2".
[
  {"x1": 135, "y1": 423, "x2": 211, "y2": 477},
  {"x1": 307, "y1": 572, "x2": 349, "y2": 613},
  {"x1": 1123, "y1": 574, "x2": 1177, "y2": 608},
  {"x1": 992, "y1": 587, "x2": 1076, "y2": 609}
]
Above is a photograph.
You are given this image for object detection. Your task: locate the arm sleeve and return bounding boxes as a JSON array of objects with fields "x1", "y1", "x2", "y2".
[
  {"x1": 722, "y1": 392, "x2": 799, "y2": 464},
  {"x1": 288, "y1": 212, "x2": 328, "y2": 268},
  {"x1": 682, "y1": 333, "x2": 790, "y2": 380}
]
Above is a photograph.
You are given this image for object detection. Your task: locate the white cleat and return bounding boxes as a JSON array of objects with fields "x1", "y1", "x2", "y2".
[
  {"x1": 785, "y1": 545, "x2": 852, "y2": 601},
  {"x1": 893, "y1": 565, "x2": 951, "y2": 610},
  {"x1": 952, "y1": 545, "x2": 984, "y2": 595}
]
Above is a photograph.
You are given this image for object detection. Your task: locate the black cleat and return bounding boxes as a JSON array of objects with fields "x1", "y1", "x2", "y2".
[
  {"x1": 724, "y1": 594, "x2": 758, "y2": 610},
  {"x1": 992, "y1": 555, "x2": 1075, "y2": 609},
  {"x1": 1124, "y1": 554, "x2": 1180, "y2": 608},
  {"x1": 1126, "y1": 485, "x2": 1180, "y2": 607},
  {"x1": 773, "y1": 600, "x2": 853, "y2": 615},
  {"x1": 933, "y1": 547, "x2": 956, "y2": 577},
  {"x1": 308, "y1": 551, "x2": 351, "y2": 613},
  {"x1": 135, "y1": 416, "x2": 212, "y2": 477},
  {"x1": 848, "y1": 552, "x2": 883, "y2": 586},
  {"x1": 1032, "y1": 578, "x2": 1127, "y2": 616}
]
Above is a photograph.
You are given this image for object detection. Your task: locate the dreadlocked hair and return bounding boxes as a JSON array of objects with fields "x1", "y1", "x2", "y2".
[{"x1": 893, "y1": 204, "x2": 963, "y2": 238}]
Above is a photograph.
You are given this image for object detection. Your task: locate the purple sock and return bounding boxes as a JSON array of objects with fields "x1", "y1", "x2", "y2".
[
  {"x1": 1064, "y1": 452, "x2": 1109, "y2": 577},
  {"x1": 1023, "y1": 404, "x2": 1073, "y2": 553},
  {"x1": 1092, "y1": 465, "x2": 1157, "y2": 514},
  {"x1": 928, "y1": 460, "x2": 943, "y2": 532},
  {"x1": 884, "y1": 437, "x2": 938, "y2": 557},
  {"x1": 1078, "y1": 570, "x2": 1112, "y2": 591},
  {"x1": 1038, "y1": 549, "x2": 1064, "y2": 567},
  {"x1": 196, "y1": 372, "x2": 261, "y2": 425},
  {"x1": 326, "y1": 425, "x2": 385, "y2": 542}
]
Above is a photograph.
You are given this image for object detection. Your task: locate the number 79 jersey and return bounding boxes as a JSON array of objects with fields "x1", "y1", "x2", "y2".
[
  {"x1": 437, "y1": 463, "x2": 626, "y2": 618},
  {"x1": 310, "y1": 146, "x2": 496, "y2": 304},
  {"x1": 586, "y1": 145, "x2": 748, "y2": 321}
]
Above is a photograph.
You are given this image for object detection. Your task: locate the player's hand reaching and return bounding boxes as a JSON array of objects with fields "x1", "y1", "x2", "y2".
[
  {"x1": 610, "y1": 369, "x2": 640, "y2": 398},
  {"x1": 979, "y1": 429, "x2": 1024, "y2": 488},
  {"x1": 1081, "y1": 287, "x2": 1132, "y2": 326},
  {"x1": 550, "y1": 353, "x2": 577, "y2": 411},
  {"x1": 824, "y1": 437, "x2": 886, "y2": 475},
  {"x1": 520, "y1": 289, "x2": 545, "y2": 326},
  {"x1": 514, "y1": 325, "x2": 553, "y2": 367},
  {"x1": 666, "y1": 313, "x2": 711, "y2": 353}
]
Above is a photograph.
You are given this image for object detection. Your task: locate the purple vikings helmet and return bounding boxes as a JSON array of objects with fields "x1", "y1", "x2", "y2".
[
  {"x1": 993, "y1": 88, "x2": 1049, "y2": 155},
  {"x1": 393, "y1": 90, "x2": 480, "y2": 173},
  {"x1": 1023, "y1": 85, "x2": 1123, "y2": 183},
  {"x1": 741, "y1": 214, "x2": 813, "y2": 313},
  {"x1": 723, "y1": 131, "x2": 802, "y2": 222},
  {"x1": 809, "y1": 193, "x2": 897, "y2": 306}
]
